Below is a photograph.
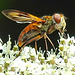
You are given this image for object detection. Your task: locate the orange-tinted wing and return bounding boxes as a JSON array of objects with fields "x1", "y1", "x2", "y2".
[
  {"x1": 18, "y1": 22, "x2": 43, "y2": 47},
  {"x1": 2, "y1": 9, "x2": 45, "y2": 23}
]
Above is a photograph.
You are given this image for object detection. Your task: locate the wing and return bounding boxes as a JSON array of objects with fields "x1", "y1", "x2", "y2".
[
  {"x1": 18, "y1": 22, "x2": 43, "y2": 47},
  {"x1": 2, "y1": 9, "x2": 45, "y2": 23}
]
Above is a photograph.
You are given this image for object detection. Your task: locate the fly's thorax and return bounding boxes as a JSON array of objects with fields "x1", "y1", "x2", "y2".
[
  {"x1": 40, "y1": 24, "x2": 50, "y2": 32},
  {"x1": 39, "y1": 16, "x2": 53, "y2": 32},
  {"x1": 40, "y1": 21, "x2": 53, "y2": 32}
]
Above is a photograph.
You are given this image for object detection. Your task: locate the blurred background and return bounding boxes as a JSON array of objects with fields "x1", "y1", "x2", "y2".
[{"x1": 0, "y1": 0, "x2": 75, "y2": 50}]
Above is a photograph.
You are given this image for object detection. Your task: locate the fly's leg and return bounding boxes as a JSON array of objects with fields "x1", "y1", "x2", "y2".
[
  {"x1": 44, "y1": 33, "x2": 48, "y2": 59},
  {"x1": 35, "y1": 41, "x2": 37, "y2": 54}
]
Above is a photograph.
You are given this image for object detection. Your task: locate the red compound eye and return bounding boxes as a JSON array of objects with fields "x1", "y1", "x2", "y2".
[{"x1": 53, "y1": 14, "x2": 61, "y2": 23}]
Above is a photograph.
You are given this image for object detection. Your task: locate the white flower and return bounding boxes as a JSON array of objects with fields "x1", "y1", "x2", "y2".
[
  {"x1": 69, "y1": 57, "x2": 75, "y2": 65},
  {"x1": 0, "y1": 33, "x2": 75, "y2": 75},
  {"x1": 0, "y1": 73, "x2": 5, "y2": 75},
  {"x1": 6, "y1": 71, "x2": 15, "y2": 75}
]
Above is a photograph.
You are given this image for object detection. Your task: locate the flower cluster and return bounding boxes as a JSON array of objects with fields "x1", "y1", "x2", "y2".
[{"x1": 0, "y1": 34, "x2": 75, "y2": 75}]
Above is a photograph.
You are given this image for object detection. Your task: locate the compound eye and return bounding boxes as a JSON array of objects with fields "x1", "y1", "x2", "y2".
[{"x1": 53, "y1": 14, "x2": 61, "y2": 23}]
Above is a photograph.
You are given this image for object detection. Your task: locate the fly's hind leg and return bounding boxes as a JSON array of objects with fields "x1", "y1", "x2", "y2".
[
  {"x1": 35, "y1": 41, "x2": 37, "y2": 54},
  {"x1": 44, "y1": 32, "x2": 56, "y2": 59},
  {"x1": 44, "y1": 33, "x2": 48, "y2": 59}
]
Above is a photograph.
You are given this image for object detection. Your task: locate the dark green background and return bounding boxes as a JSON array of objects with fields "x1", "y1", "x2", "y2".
[{"x1": 0, "y1": 0, "x2": 75, "y2": 50}]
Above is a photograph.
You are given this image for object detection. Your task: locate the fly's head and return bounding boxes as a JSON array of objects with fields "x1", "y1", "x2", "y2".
[{"x1": 52, "y1": 13, "x2": 66, "y2": 34}]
